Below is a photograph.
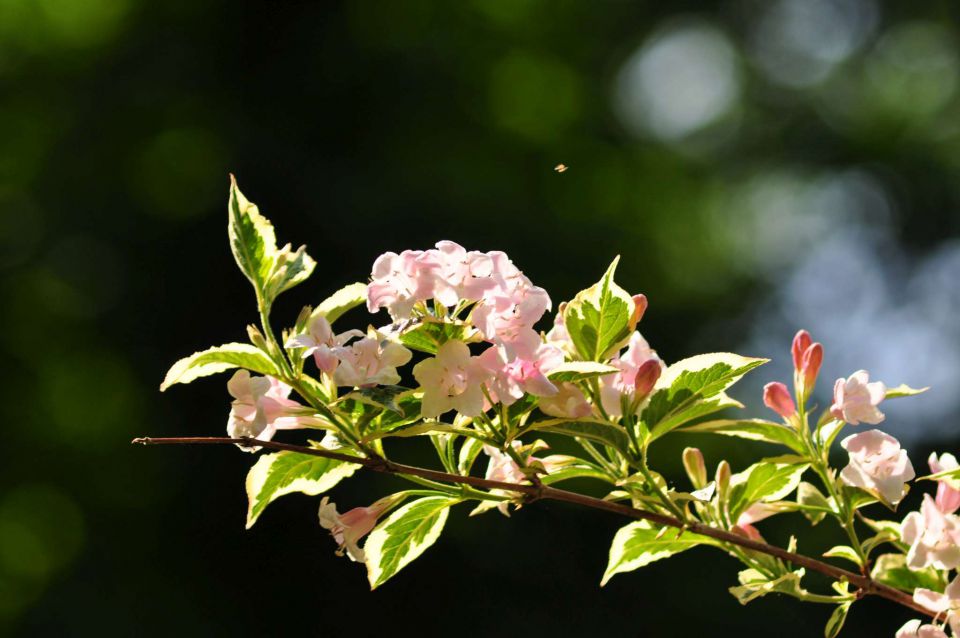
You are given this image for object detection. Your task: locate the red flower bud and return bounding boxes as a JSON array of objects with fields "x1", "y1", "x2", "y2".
[
  {"x1": 791, "y1": 330, "x2": 812, "y2": 372},
  {"x1": 634, "y1": 358, "x2": 661, "y2": 398},
  {"x1": 763, "y1": 381, "x2": 796, "y2": 419},
  {"x1": 801, "y1": 342, "x2": 823, "y2": 390}
]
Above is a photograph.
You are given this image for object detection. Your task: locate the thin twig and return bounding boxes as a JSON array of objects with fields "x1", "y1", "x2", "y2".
[{"x1": 132, "y1": 435, "x2": 934, "y2": 619}]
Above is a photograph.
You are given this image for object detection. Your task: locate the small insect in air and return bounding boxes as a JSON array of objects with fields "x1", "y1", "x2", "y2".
[{"x1": 554, "y1": 164, "x2": 568, "y2": 173}]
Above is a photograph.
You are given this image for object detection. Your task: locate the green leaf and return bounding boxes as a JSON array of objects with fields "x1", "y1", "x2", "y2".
[
  {"x1": 729, "y1": 568, "x2": 806, "y2": 605},
  {"x1": 679, "y1": 418, "x2": 805, "y2": 453},
  {"x1": 160, "y1": 343, "x2": 280, "y2": 391},
  {"x1": 728, "y1": 456, "x2": 809, "y2": 521},
  {"x1": 457, "y1": 437, "x2": 485, "y2": 475},
  {"x1": 365, "y1": 495, "x2": 459, "y2": 589},
  {"x1": 547, "y1": 361, "x2": 619, "y2": 383},
  {"x1": 265, "y1": 243, "x2": 316, "y2": 298},
  {"x1": 228, "y1": 175, "x2": 277, "y2": 293},
  {"x1": 399, "y1": 320, "x2": 474, "y2": 354},
  {"x1": 870, "y1": 554, "x2": 945, "y2": 593},
  {"x1": 825, "y1": 603, "x2": 852, "y2": 638},
  {"x1": 311, "y1": 282, "x2": 368, "y2": 325},
  {"x1": 823, "y1": 545, "x2": 863, "y2": 567},
  {"x1": 643, "y1": 353, "x2": 768, "y2": 442},
  {"x1": 563, "y1": 257, "x2": 635, "y2": 361},
  {"x1": 525, "y1": 418, "x2": 630, "y2": 453},
  {"x1": 796, "y1": 481, "x2": 832, "y2": 525},
  {"x1": 245, "y1": 451, "x2": 359, "y2": 528},
  {"x1": 885, "y1": 384, "x2": 929, "y2": 399},
  {"x1": 601, "y1": 520, "x2": 721, "y2": 585}
]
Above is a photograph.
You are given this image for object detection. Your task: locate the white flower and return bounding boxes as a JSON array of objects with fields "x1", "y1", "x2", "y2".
[{"x1": 839, "y1": 429, "x2": 914, "y2": 505}]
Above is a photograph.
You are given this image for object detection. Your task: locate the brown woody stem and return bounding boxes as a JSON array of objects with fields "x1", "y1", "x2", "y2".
[{"x1": 132, "y1": 435, "x2": 933, "y2": 619}]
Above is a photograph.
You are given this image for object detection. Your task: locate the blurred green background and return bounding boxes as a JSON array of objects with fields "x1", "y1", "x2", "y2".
[{"x1": 2, "y1": 0, "x2": 960, "y2": 635}]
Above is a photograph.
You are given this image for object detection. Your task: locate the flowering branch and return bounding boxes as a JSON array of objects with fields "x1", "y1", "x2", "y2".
[
  {"x1": 153, "y1": 177, "x2": 954, "y2": 636},
  {"x1": 132, "y1": 434, "x2": 933, "y2": 618}
]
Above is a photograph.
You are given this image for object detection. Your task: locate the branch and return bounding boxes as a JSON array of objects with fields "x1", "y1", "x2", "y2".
[{"x1": 132, "y1": 435, "x2": 933, "y2": 619}]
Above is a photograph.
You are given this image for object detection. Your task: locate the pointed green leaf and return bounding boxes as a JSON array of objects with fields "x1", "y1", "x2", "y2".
[
  {"x1": 679, "y1": 418, "x2": 805, "y2": 453},
  {"x1": 398, "y1": 320, "x2": 474, "y2": 354},
  {"x1": 228, "y1": 175, "x2": 277, "y2": 292},
  {"x1": 870, "y1": 554, "x2": 946, "y2": 592},
  {"x1": 525, "y1": 418, "x2": 630, "y2": 453},
  {"x1": 365, "y1": 495, "x2": 459, "y2": 589},
  {"x1": 729, "y1": 568, "x2": 806, "y2": 604},
  {"x1": 885, "y1": 384, "x2": 929, "y2": 399},
  {"x1": 601, "y1": 520, "x2": 721, "y2": 585},
  {"x1": 643, "y1": 353, "x2": 767, "y2": 442},
  {"x1": 823, "y1": 545, "x2": 863, "y2": 567},
  {"x1": 547, "y1": 361, "x2": 619, "y2": 383},
  {"x1": 311, "y1": 282, "x2": 368, "y2": 325},
  {"x1": 265, "y1": 243, "x2": 316, "y2": 298},
  {"x1": 796, "y1": 481, "x2": 832, "y2": 525},
  {"x1": 160, "y1": 343, "x2": 280, "y2": 391},
  {"x1": 825, "y1": 602, "x2": 852, "y2": 638},
  {"x1": 563, "y1": 257, "x2": 635, "y2": 361},
  {"x1": 245, "y1": 451, "x2": 360, "y2": 528},
  {"x1": 728, "y1": 456, "x2": 809, "y2": 521}
]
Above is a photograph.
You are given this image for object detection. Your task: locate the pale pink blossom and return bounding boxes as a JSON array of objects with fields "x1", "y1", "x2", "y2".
[
  {"x1": 539, "y1": 382, "x2": 592, "y2": 419},
  {"x1": 600, "y1": 332, "x2": 664, "y2": 416},
  {"x1": 318, "y1": 495, "x2": 399, "y2": 562},
  {"x1": 367, "y1": 250, "x2": 441, "y2": 319},
  {"x1": 413, "y1": 340, "x2": 491, "y2": 417},
  {"x1": 902, "y1": 494, "x2": 960, "y2": 570},
  {"x1": 839, "y1": 429, "x2": 914, "y2": 505},
  {"x1": 432, "y1": 241, "x2": 496, "y2": 305},
  {"x1": 930, "y1": 453, "x2": 960, "y2": 514},
  {"x1": 226, "y1": 370, "x2": 305, "y2": 447},
  {"x1": 285, "y1": 315, "x2": 362, "y2": 375},
  {"x1": 472, "y1": 251, "x2": 551, "y2": 359},
  {"x1": 763, "y1": 381, "x2": 796, "y2": 419},
  {"x1": 913, "y1": 575, "x2": 960, "y2": 636},
  {"x1": 478, "y1": 343, "x2": 563, "y2": 406},
  {"x1": 482, "y1": 442, "x2": 568, "y2": 515},
  {"x1": 331, "y1": 330, "x2": 412, "y2": 388},
  {"x1": 545, "y1": 303, "x2": 575, "y2": 356},
  {"x1": 734, "y1": 502, "x2": 781, "y2": 542},
  {"x1": 896, "y1": 620, "x2": 950, "y2": 638},
  {"x1": 830, "y1": 370, "x2": 887, "y2": 425}
]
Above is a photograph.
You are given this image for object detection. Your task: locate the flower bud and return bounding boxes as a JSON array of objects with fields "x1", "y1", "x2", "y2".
[
  {"x1": 791, "y1": 330, "x2": 812, "y2": 371},
  {"x1": 801, "y1": 342, "x2": 823, "y2": 390},
  {"x1": 715, "y1": 460, "x2": 731, "y2": 498},
  {"x1": 763, "y1": 382, "x2": 796, "y2": 419},
  {"x1": 682, "y1": 447, "x2": 707, "y2": 489},
  {"x1": 633, "y1": 358, "x2": 662, "y2": 399},
  {"x1": 630, "y1": 294, "x2": 648, "y2": 328}
]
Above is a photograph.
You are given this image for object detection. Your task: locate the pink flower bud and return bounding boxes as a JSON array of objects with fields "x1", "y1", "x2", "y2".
[
  {"x1": 633, "y1": 358, "x2": 661, "y2": 398},
  {"x1": 801, "y1": 342, "x2": 823, "y2": 390},
  {"x1": 763, "y1": 382, "x2": 796, "y2": 419},
  {"x1": 630, "y1": 294, "x2": 648, "y2": 328},
  {"x1": 791, "y1": 330, "x2": 812, "y2": 371}
]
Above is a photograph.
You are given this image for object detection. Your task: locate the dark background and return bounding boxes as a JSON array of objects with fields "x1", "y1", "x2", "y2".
[{"x1": 2, "y1": 0, "x2": 960, "y2": 635}]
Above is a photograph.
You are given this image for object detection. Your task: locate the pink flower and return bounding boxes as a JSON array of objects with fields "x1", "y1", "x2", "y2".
[
  {"x1": 539, "y1": 382, "x2": 593, "y2": 419},
  {"x1": 413, "y1": 340, "x2": 491, "y2": 417},
  {"x1": 839, "y1": 429, "x2": 914, "y2": 505},
  {"x1": 367, "y1": 250, "x2": 441, "y2": 319},
  {"x1": 432, "y1": 241, "x2": 496, "y2": 305},
  {"x1": 896, "y1": 620, "x2": 950, "y2": 638},
  {"x1": 545, "y1": 303, "x2": 575, "y2": 356},
  {"x1": 318, "y1": 495, "x2": 399, "y2": 562},
  {"x1": 733, "y1": 503, "x2": 781, "y2": 542},
  {"x1": 478, "y1": 343, "x2": 563, "y2": 406},
  {"x1": 600, "y1": 332, "x2": 664, "y2": 416},
  {"x1": 902, "y1": 494, "x2": 960, "y2": 570},
  {"x1": 285, "y1": 315, "x2": 363, "y2": 375},
  {"x1": 830, "y1": 370, "x2": 887, "y2": 425},
  {"x1": 913, "y1": 575, "x2": 960, "y2": 636},
  {"x1": 226, "y1": 370, "x2": 305, "y2": 447},
  {"x1": 331, "y1": 330, "x2": 412, "y2": 388},
  {"x1": 472, "y1": 251, "x2": 551, "y2": 359},
  {"x1": 930, "y1": 453, "x2": 960, "y2": 514},
  {"x1": 482, "y1": 442, "x2": 568, "y2": 515},
  {"x1": 763, "y1": 382, "x2": 796, "y2": 419}
]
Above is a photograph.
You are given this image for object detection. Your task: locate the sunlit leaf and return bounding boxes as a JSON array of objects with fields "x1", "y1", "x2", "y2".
[
  {"x1": 601, "y1": 520, "x2": 721, "y2": 585},
  {"x1": 160, "y1": 343, "x2": 280, "y2": 391}
]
